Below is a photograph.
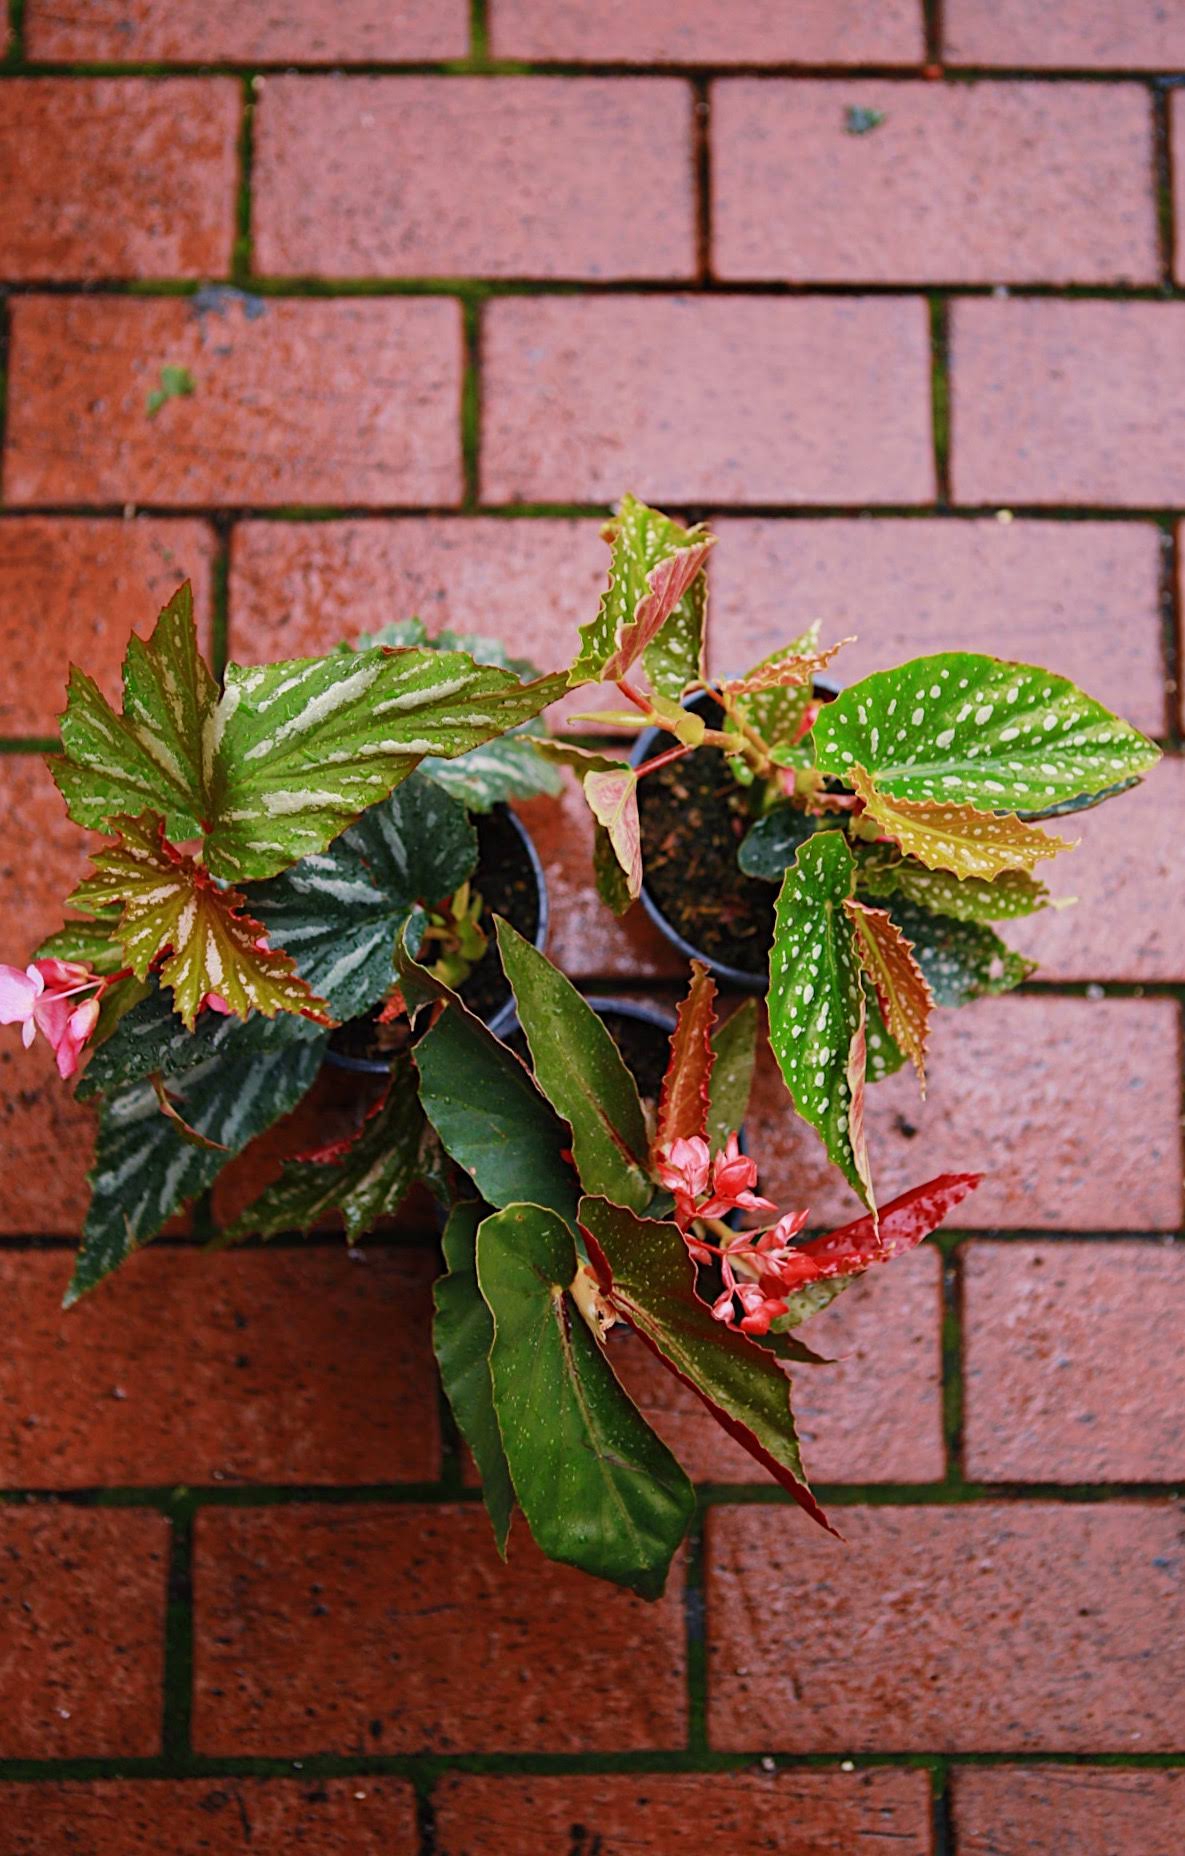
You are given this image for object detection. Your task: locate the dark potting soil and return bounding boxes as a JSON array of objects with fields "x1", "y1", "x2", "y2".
[
  {"x1": 328, "y1": 806, "x2": 541, "y2": 1064},
  {"x1": 636, "y1": 711, "x2": 775, "y2": 978}
]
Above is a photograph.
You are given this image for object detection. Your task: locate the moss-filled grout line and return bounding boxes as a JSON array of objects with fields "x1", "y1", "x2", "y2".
[
  {"x1": 231, "y1": 75, "x2": 256, "y2": 287},
  {"x1": 3, "y1": 1749, "x2": 1185, "y2": 1787},
  {"x1": 161, "y1": 1496, "x2": 196, "y2": 1762},
  {"x1": 684, "y1": 1513, "x2": 709, "y2": 1754},
  {"x1": 468, "y1": 0, "x2": 489, "y2": 67},
  {"x1": 460, "y1": 296, "x2": 482, "y2": 509},
  {"x1": 11, "y1": 275, "x2": 1185, "y2": 302},
  {"x1": 6, "y1": 502, "x2": 1185, "y2": 528},
  {"x1": 1154, "y1": 80, "x2": 1177, "y2": 292},
  {"x1": 940, "y1": 1241, "x2": 966, "y2": 1489},
  {"x1": 923, "y1": 0, "x2": 944, "y2": 69},
  {"x1": 209, "y1": 516, "x2": 231, "y2": 679},
  {"x1": 929, "y1": 296, "x2": 952, "y2": 506},
  {"x1": 3, "y1": 0, "x2": 24, "y2": 64},
  {"x1": 931, "y1": 1759, "x2": 954, "y2": 1856},
  {"x1": 692, "y1": 77, "x2": 712, "y2": 283},
  {"x1": 1157, "y1": 518, "x2": 1183, "y2": 745}
]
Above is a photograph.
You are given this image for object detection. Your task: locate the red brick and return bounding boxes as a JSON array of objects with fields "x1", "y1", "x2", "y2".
[
  {"x1": 0, "y1": 80, "x2": 239, "y2": 282},
  {"x1": 490, "y1": 0, "x2": 925, "y2": 64},
  {"x1": 193, "y1": 1505, "x2": 686, "y2": 1753},
  {"x1": 1172, "y1": 93, "x2": 1185, "y2": 285},
  {"x1": 254, "y1": 77, "x2": 695, "y2": 281},
  {"x1": 707, "y1": 1502, "x2": 1185, "y2": 1751},
  {"x1": 228, "y1": 516, "x2": 623, "y2": 728},
  {"x1": 944, "y1": 0, "x2": 1185, "y2": 67},
  {"x1": 3, "y1": 296, "x2": 462, "y2": 508},
  {"x1": 0, "y1": 1506, "x2": 168, "y2": 1758},
  {"x1": 713, "y1": 81, "x2": 1155, "y2": 286},
  {"x1": 518, "y1": 775, "x2": 683, "y2": 981},
  {"x1": 0, "y1": 1248, "x2": 440, "y2": 1488},
  {"x1": 710, "y1": 517, "x2": 1166, "y2": 738},
  {"x1": 0, "y1": 518, "x2": 216, "y2": 736},
  {"x1": 1008, "y1": 759, "x2": 1185, "y2": 983},
  {"x1": 0, "y1": 756, "x2": 97, "y2": 1237},
  {"x1": 952, "y1": 1768, "x2": 1185, "y2": 1856},
  {"x1": 963, "y1": 1241, "x2": 1185, "y2": 1482},
  {"x1": 481, "y1": 297, "x2": 935, "y2": 505},
  {"x1": 748, "y1": 999, "x2": 1183, "y2": 1233},
  {"x1": 610, "y1": 1248, "x2": 944, "y2": 1484},
  {"x1": 0, "y1": 1779, "x2": 419, "y2": 1855},
  {"x1": 23, "y1": 0, "x2": 468, "y2": 61},
  {"x1": 951, "y1": 302, "x2": 1185, "y2": 507},
  {"x1": 435, "y1": 1771, "x2": 934, "y2": 1855}
]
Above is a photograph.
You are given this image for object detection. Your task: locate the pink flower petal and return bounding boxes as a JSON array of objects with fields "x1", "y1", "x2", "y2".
[{"x1": 0, "y1": 964, "x2": 40, "y2": 1024}]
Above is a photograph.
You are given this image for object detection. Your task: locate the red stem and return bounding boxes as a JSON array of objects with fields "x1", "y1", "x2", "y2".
[
  {"x1": 615, "y1": 677, "x2": 653, "y2": 714},
  {"x1": 634, "y1": 742, "x2": 690, "y2": 781}
]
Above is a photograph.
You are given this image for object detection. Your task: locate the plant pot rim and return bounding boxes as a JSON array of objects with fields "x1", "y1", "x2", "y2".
[
  {"x1": 323, "y1": 803, "x2": 550, "y2": 1074},
  {"x1": 629, "y1": 679, "x2": 840, "y2": 993}
]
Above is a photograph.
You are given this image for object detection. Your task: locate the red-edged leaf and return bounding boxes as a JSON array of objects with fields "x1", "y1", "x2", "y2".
[
  {"x1": 722, "y1": 636, "x2": 853, "y2": 699},
  {"x1": 844, "y1": 897, "x2": 934, "y2": 1093},
  {"x1": 850, "y1": 765, "x2": 1069, "y2": 882},
  {"x1": 583, "y1": 767, "x2": 642, "y2": 900},
  {"x1": 579, "y1": 1195, "x2": 838, "y2": 1537},
  {"x1": 653, "y1": 960, "x2": 717, "y2": 1161},
  {"x1": 803, "y1": 1171, "x2": 982, "y2": 1275},
  {"x1": 70, "y1": 812, "x2": 332, "y2": 1033},
  {"x1": 602, "y1": 538, "x2": 716, "y2": 684}
]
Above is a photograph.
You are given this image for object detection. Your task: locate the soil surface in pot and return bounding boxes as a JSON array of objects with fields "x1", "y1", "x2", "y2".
[
  {"x1": 328, "y1": 806, "x2": 541, "y2": 1065},
  {"x1": 636, "y1": 702, "x2": 774, "y2": 979}
]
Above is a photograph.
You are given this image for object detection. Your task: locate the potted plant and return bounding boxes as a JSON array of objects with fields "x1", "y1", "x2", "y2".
[
  {"x1": 550, "y1": 495, "x2": 1160, "y2": 1207},
  {"x1": 0, "y1": 496, "x2": 1159, "y2": 1601}
]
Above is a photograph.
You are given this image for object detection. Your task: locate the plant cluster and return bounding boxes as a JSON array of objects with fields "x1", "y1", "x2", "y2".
[{"x1": 0, "y1": 499, "x2": 1159, "y2": 1595}]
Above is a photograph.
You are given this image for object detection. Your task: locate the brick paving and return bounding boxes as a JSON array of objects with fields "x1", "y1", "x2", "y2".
[{"x1": 1, "y1": 4, "x2": 1184, "y2": 1851}]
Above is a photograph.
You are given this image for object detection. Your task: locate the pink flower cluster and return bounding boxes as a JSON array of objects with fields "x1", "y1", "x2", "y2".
[
  {"x1": 655, "y1": 1131, "x2": 850, "y2": 1336},
  {"x1": 0, "y1": 958, "x2": 104, "y2": 1079}
]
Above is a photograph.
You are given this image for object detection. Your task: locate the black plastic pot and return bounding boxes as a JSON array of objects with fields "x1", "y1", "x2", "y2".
[
  {"x1": 629, "y1": 681, "x2": 838, "y2": 993},
  {"x1": 324, "y1": 805, "x2": 550, "y2": 1075}
]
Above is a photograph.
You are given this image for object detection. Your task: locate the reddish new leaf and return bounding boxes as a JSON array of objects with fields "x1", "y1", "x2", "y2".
[
  {"x1": 722, "y1": 636, "x2": 853, "y2": 699},
  {"x1": 844, "y1": 897, "x2": 934, "y2": 1092},
  {"x1": 579, "y1": 1195, "x2": 838, "y2": 1536},
  {"x1": 804, "y1": 1171, "x2": 982, "y2": 1275},
  {"x1": 653, "y1": 960, "x2": 717, "y2": 1162},
  {"x1": 583, "y1": 767, "x2": 643, "y2": 900},
  {"x1": 602, "y1": 538, "x2": 717, "y2": 684}
]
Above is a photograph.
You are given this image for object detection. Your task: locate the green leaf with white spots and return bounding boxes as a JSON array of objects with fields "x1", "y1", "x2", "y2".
[
  {"x1": 434, "y1": 1199, "x2": 514, "y2": 1555},
  {"x1": 50, "y1": 582, "x2": 214, "y2": 843},
  {"x1": 882, "y1": 899, "x2": 1035, "y2": 1007},
  {"x1": 811, "y1": 652, "x2": 1159, "y2": 813},
  {"x1": 854, "y1": 847, "x2": 1053, "y2": 923},
  {"x1": 65, "y1": 1025, "x2": 326, "y2": 1306},
  {"x1": 245, "y1": 774, "x2": 477, "y2": 1022},
  {"x1": 767, "y1": 831, "x2": 874, "y2": 1209},
  {"x1": 568, "y1": 496, "x2": 714, "y2": 699},
  {"x1": 221, "y1": 1055, "x2": 425, "y2": 1244},
  {"x1": 496, "y1": 919, "x2": 652, "y2": 1213},
  {"x1": 477, "y1": 1200, "x2": 694, "y2": 1597}
]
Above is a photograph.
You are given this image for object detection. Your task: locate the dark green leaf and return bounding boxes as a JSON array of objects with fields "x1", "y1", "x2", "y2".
[
  {"x1": 246, "y1": 774, "x2": 477, "y2": 1021},
  {"x1": 65, "y1": 1030, "x2": 326, "y2": 1306},
  {"x1": 477, "y1": 1201, "x2": 694, "y2": 1597},
  {"x1": 76, "y1": 978, "x2": 318, "y2": 1102},
  {"x1": 412, "y1": 991, "x2": 579, "y2": 1227},
  {"x1": 812, "y1": 652, "x2": 1159, "y2": 812},
  {"x1": 883, "y1": 898, "x2": 1035, "y2": 1007},
  {"x1": 705, "y1": 998, "x2": 758, "y2": 1153},
  {"x1": 580, "y1": 1197, "x2": 833, "y2": 1531},
  {"x1": 434, "y1": 1199, "x2": 514, "y2": 1555},
  {"x1": 496, "y1": 920, "x2": 652, "y2": 1213},
  {"x1": 220, "y1": 1055, "x2": 424, "y2": 1244},
  {"x1": 737, "y1": 804, "x2": 819, "y2": 881}
]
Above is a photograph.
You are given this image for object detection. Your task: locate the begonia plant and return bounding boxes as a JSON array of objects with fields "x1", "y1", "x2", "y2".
[
  {"x1": 552, "y1": 495, "x2": 1160, "y2": 1208},
  {"x1": 0, "y1": 493, "x2": 1160, "y2": 1599}
]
